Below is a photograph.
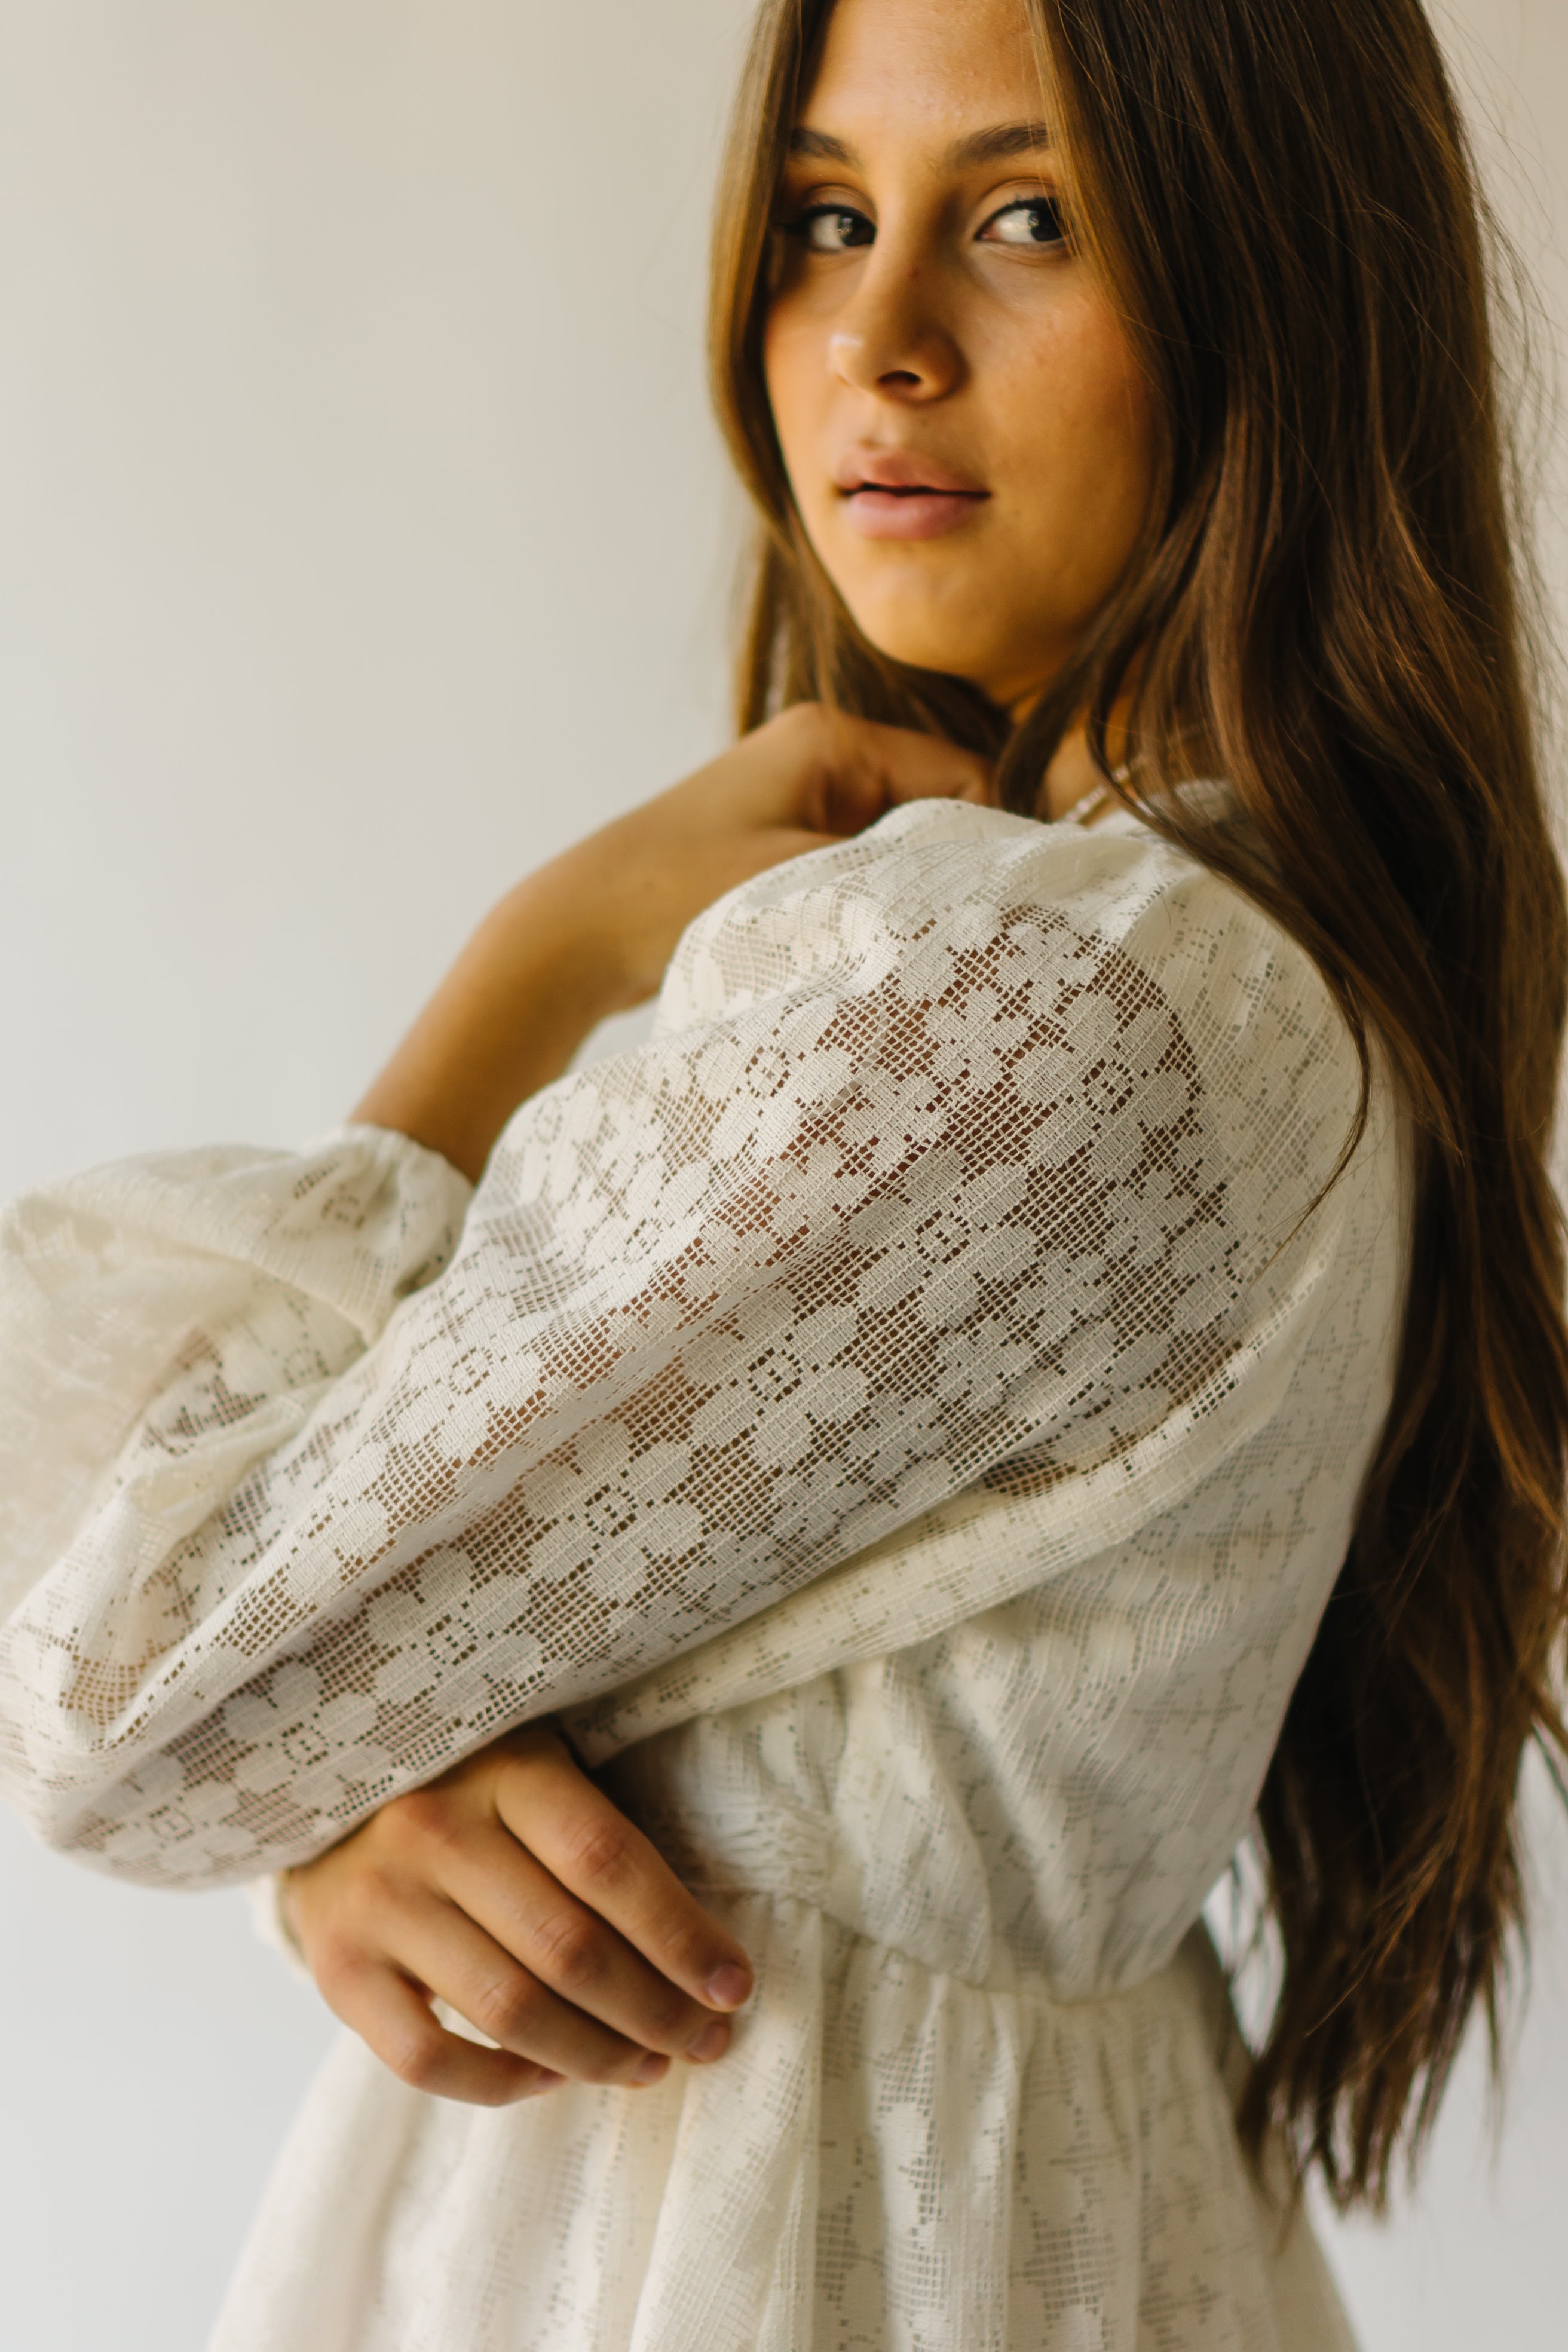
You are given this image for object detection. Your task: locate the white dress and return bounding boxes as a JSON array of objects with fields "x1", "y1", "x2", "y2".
[{"x1": 0, "y1": 796, "x2": 1402, "y2": 2351}]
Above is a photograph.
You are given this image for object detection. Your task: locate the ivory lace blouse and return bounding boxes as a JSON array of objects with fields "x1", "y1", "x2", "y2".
[{"x1": 0, "y1": 796, "x2": 1399, "y2": 2351}]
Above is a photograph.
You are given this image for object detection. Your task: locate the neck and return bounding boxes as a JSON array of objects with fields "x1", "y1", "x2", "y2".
[
  {"x1": 998, "y1": 670, "x2": 1138, "y2": 822},
  {"x1": 1040, "y1": 722, "x2": 1125, "y2": 822}
]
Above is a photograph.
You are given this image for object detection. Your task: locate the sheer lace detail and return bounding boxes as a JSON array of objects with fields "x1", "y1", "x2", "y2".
[{"x1": 1, "y1": 801, "x2": 1364, "y2": 1887}]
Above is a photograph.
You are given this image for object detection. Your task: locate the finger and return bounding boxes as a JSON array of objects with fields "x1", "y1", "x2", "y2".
[
  {"x1": 715, "y1": 703, "x2": 990, "y2": 842},
  {"x1": 829, "y1": 712, "x2": 994, "y2": 820},
  {"x1": 378, "y1": 1887, "x2": 676, "y2": 2087},
  {"x1": 321, "y1": 1957, "x2": 566, "y2": 2108},
  {"x1": 434, "y1": 1815, "x2": 733, "y2": 2063},
  {"x1": 496, "y1": 1735, "x2": 755, "y2": 2016}
]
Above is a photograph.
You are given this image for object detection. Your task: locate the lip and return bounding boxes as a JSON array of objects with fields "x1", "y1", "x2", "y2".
[{"x1": 832, "y1": 446, "x2": 990, "y2": 543}]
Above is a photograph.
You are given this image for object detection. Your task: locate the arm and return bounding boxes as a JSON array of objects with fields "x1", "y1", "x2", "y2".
[
  {"x1": 351, "y1": 704, "x2": 991, "y2": 1180},
  {"x1": 274, "y1": 709, "x2": 989, "y2": 2103},
  {"x1": 2, "y1": 774, "x2": 1360, "y2": 1890},
  {"x1": 281, "y1": 1726, "x2": 756, "y2": 2105},
  {"x1": 0, "y1": 710, "x2": 996, "y2": 1878}
]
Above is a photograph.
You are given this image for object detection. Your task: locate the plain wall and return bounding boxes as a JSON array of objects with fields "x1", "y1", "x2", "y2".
[{"x1": 0, "y1": 5, "x2": 1563, "y2": 2346}]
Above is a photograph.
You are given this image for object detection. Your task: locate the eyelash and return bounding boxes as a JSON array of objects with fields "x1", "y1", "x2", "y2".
[{"x1": 779, "y1": 195, "x2": 1069, "y2": 256}]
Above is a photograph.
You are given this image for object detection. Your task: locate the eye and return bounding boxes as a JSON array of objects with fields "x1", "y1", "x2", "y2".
[
  {"x1": 788, "y1": 204, "x2": 876, "y2": 254},
  {"x1": 980, "y1": 196, "x2": 1068, "y2": 252}
]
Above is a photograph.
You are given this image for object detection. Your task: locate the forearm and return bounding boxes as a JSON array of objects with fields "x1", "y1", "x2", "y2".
[
  {"x1": 351, "y1": 870, "x2": 628, "y2": 1183},
  {"x1": 348, "y1": 707, "x2": 993, "y2": 1183},
  {"x1": 3, "y1": 716, "x2": 999, "y2": 1884}
]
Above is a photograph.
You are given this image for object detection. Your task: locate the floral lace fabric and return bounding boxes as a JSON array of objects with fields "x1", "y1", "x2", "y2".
[{"x1": 0, "y1": 798, "x2": 1397, "y2": 2348}]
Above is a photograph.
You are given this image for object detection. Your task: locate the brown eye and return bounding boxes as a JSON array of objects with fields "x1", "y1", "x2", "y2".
[
  {"x1": 795, "y1": 205, "x2": 875, "y2": 253},
  {"x1": 981, "y1": 197, "x2": 1067, "y2": 251}
]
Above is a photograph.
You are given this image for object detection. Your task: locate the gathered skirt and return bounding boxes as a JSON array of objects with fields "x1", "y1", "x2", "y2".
[{"x1": 209, "y1": 1895, "x2": 1357, "y2": 2352}]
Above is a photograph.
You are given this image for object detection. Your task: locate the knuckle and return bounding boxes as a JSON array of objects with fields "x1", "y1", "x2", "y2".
[
  {"x1": 562, "y1": 1815, "x2": 635, "y2": 1892},
  {"x1": 314, "y1": 1866, "x2": 403, "y2": 1962},
  {"x1": 382, "y1": 1787, "x2": 457, "y2": 1851},
  {"x1": 469, "y1": 1971, "x2": 543, "y2": 2047},
  {"x1": 310, "y1": 1933, "x2": 366, "y2": 2001},
  {"x1": 387, "y1": 2025, "x2": 449, "y2": 2094},
  {"x1": 344, "y1": 1858, "x2": 403, "y2": 1921},
  {"x1": 531, "y1": 1905, "x2": 608, "y2": 1994},
  {"x1": 640, "y1": 1983, "x2": 696, "y2": 2045},
  {"x1": 660, "y1": 1917, "x2": 718, "y2": 1982}
]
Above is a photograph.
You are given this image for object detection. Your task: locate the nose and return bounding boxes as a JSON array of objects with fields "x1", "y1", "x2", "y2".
[{"x1": 828, "y1": 259, "x2": 963, "y2": 402}]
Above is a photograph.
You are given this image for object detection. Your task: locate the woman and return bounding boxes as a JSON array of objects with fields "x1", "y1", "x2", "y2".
[{"x1": 2, "y1": 0, "x2": 1564, "y2": 2344}]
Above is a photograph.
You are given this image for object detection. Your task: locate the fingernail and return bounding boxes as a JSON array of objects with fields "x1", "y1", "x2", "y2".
[
  {"x1": 630, "y1": 2052, "x2": 669, "y2": 2087},
  {"x1": 685, "y1": 2020, "x2": 730, "y2": 2063},
  {"x1": 704, "y1": 1963, "x2": 752, "y2": 2010},
  {"x1": 532, "y1": 2069, "x2": 566, "y2": 2092}
]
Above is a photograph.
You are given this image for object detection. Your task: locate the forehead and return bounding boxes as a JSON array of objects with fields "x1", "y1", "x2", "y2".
[{"x1": 800, "y1": 0, "x2": 1049, "y2": 140}]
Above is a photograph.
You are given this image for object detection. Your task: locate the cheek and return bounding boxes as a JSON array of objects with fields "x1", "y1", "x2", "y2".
[
  {"x1": 1003, "y1": 296, "x2": 1156, "y2": 533},
  {"x1": 762, "y1": 306, "x2": 819, "y2": 500}
]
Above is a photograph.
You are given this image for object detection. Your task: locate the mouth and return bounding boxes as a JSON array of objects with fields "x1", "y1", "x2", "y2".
[{"x1": 833, "y1": 449, "x2": 990, "y2": 543}]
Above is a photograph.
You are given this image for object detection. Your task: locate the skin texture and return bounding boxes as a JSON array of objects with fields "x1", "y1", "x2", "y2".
[
  {"x1": 287, "y1": 1730, "x2": 758, "y2": 2103},
  {"x1": 351, "y1": 706, "x2": 990, "y2": 1185},
  {"x1": 286, "y1": 0, "x2": 1159, "y2": 2106},
  {"x1": 765, "y1": 0, "x2": 1156, "y2": 716}
]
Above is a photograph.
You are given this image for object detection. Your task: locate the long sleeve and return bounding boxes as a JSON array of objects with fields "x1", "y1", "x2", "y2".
[{"x1": 0, "y1": 800, "x2": 1364, "y2": 1886}]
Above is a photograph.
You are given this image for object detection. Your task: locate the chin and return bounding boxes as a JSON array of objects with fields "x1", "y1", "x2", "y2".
[
  {"x1": 831, "y1": 564, "x2": 1055, "y2": 702},
  {"x1": 851, "y1": 596, "x2": 1088, "y2": 716},
  {"x1": 839, "y1": 598, "x2": 1000, "y2": 691}
]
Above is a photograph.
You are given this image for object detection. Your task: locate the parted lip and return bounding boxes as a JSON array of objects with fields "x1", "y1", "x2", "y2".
[{"x1": 832, "y1": 446, "x2": 989, "y2": 497}]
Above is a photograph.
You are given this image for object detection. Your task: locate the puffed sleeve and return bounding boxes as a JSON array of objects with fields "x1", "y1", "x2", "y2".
[{"x1": 0, "y1": 800, "x2": 1363, "y2": 1885}]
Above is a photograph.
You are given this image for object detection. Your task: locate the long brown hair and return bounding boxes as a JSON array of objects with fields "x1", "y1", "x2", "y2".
[{"x1": 709, "y1": 0, "x2": 1568, "y2": 2210}]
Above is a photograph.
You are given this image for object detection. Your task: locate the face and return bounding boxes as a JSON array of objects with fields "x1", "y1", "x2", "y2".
[{"x1": 764, "y1": 0, "x2": 1157, "y2": 716}]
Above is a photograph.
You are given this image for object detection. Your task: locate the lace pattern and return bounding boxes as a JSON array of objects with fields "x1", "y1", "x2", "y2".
[
  {"x1": 1, "y1": 798, "x2": 1394, "y2": 2350},
  {"x1": 2, "y1": 802, "x2": 1365, "y2": 1890}
]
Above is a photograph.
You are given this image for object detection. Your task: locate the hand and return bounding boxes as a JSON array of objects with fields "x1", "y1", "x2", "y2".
[
  {"x1": 353, "y1": 705, "x2": 993, "y2": 1178},
  {"x1": 538, "y1": 701, "x2": 994, "y2": 1010},
  {"x1": 282, "y1": 1726, "x2": 755, "y2": 2107}
]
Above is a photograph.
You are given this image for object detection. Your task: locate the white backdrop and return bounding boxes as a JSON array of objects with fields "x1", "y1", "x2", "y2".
[{"x1": 0, "y1": 5, "x2": 1563, "y2": 2346}]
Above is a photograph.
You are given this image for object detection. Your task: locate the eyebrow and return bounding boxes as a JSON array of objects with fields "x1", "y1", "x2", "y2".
[{"x1": 788, "y1": 120, "x2": 1054, "y2": 170}]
